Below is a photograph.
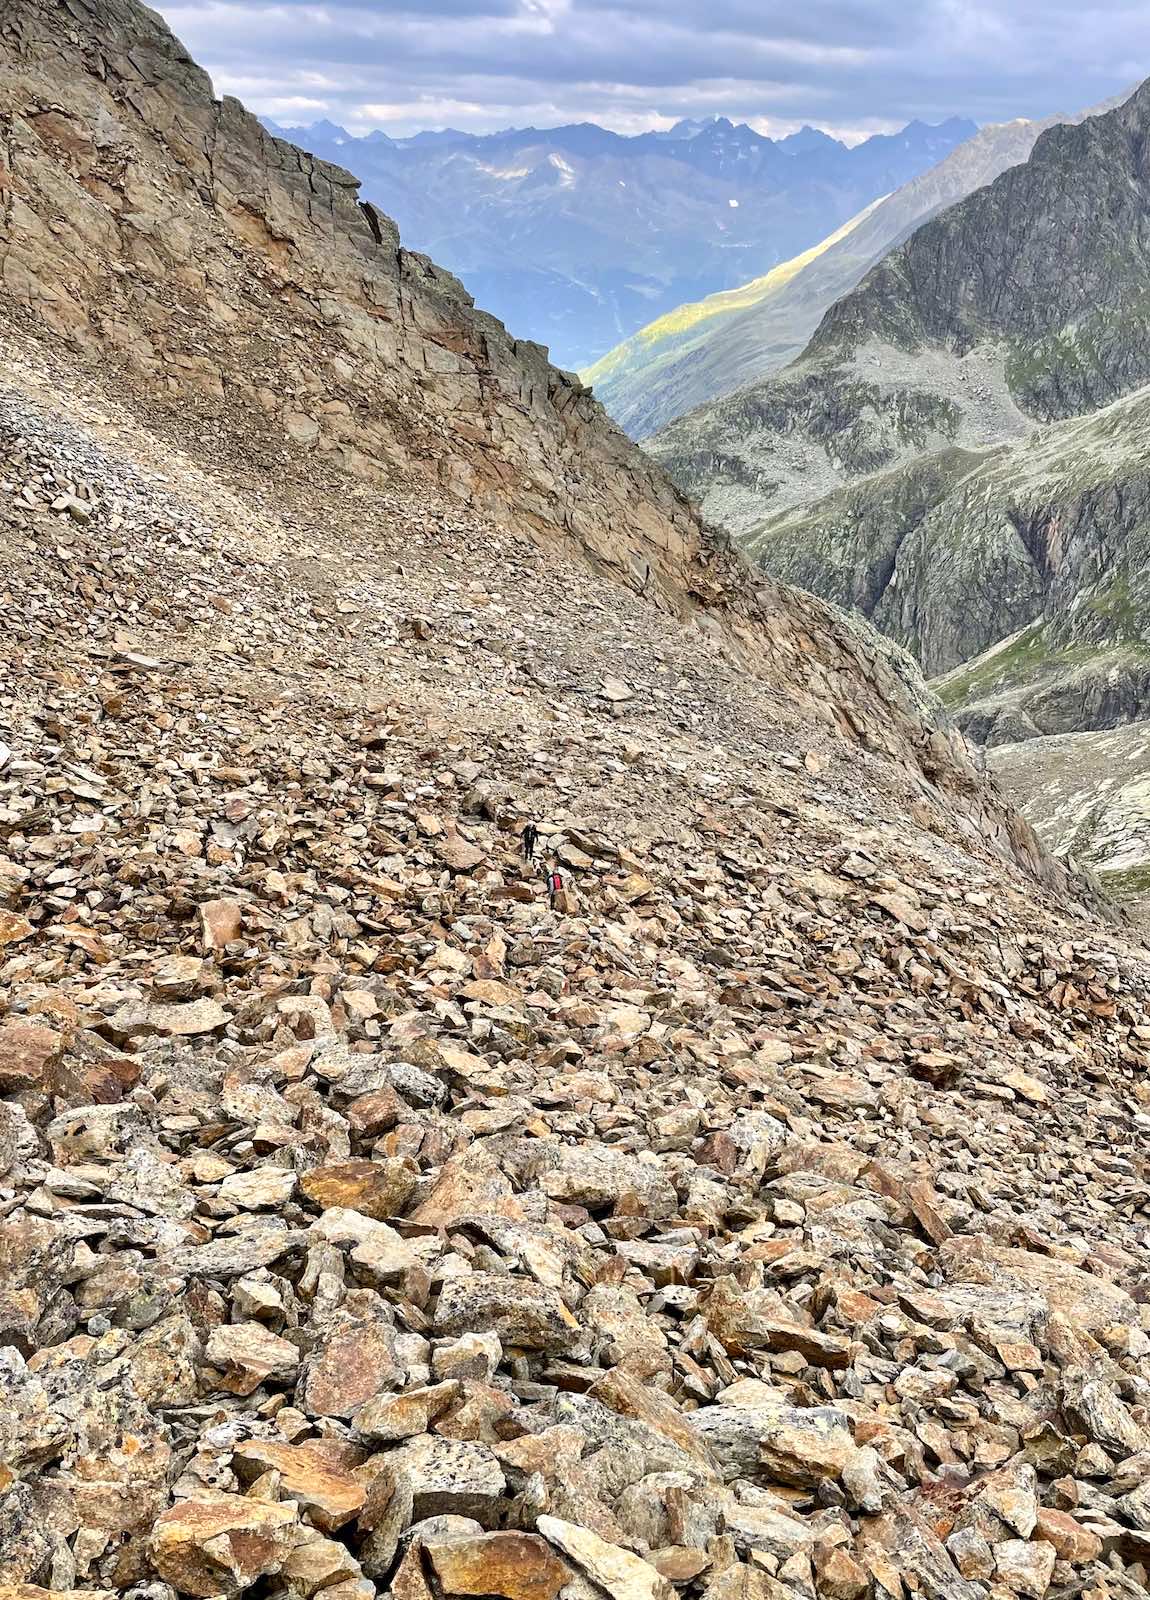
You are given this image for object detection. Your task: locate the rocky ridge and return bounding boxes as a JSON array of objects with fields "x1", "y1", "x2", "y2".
[
  {"x1": 4, "y1": 5, "x2": 1150, "y2": 1600},
  {"x1": 648, "y1": 81, "x2": 1150, "y2": 535},
  {"x1": 0, "y1": 0, "x2": 708, "y2": 616},
  {"x1": 585, "y1": 112, "x2": 1084, "y2": 441}
]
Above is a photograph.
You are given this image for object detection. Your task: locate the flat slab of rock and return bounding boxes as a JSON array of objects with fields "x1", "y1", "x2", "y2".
[
  {"x1": 108, "y1": 996, "x2": 232, "y2": 1037},
  {"x1": 301, "y1": 1157, "x2": 418, "y2": 1220},
  {"x1": 356, "y1": 1379, "x2": 460, "y2": 1441},
  {"x1": 424, "y1": 1530, "x2": 573, "y2": 1600},
  {"x1": 301, "y1": 1319, "x2": 402, "y2": 1418},
  {"x1": 219, "y1": 1165, "x2": 297, "y2": 1210},
  {"x1": 233, "y1": 1439, "x2": 367, "y2": 1529},
  {"x1": 940, "y1": 1239, "x2": 1139, "y2": 1332},
  {"x1": 541, "y1": 1144, "x2": 676, "y2": 1218},
  {"x1": 389, "y1": 1434, "x2": 507, "y2": 1525},
  {"x1": 434, "y1": 1273, "x2": 583, "y2": 1352},
  {"x1": 149, "y1": 1494, "x2": 302, "y2": 1595}
]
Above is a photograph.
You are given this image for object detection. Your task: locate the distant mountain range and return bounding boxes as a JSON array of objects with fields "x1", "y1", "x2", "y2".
[{"x1": 263, "y1": 113, "x2": 976, "y2": 371}]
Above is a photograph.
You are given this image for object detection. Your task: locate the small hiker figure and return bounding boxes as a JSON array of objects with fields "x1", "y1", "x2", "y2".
[
  {"x1": 546, "y1": 864, "x2": 564, "y2": 910},
  {"x1": 522, "y1": 821, "x2": 539, "y2": 861}
]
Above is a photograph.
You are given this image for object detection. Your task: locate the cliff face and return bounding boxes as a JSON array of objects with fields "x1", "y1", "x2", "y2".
[
  {"x1": 808, "y1": 80, "x2": 1150, "y2": 422},
  {"x1": 746, "y1": 381, "x2": 1150, "y2": 711},
  {"x1": 0, "y1": 0, "x2": 705, "y2": 607}
]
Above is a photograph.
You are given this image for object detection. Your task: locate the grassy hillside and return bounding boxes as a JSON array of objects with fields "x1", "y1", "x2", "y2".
[{"x1": 582, "y1": 202, "x2": 879, "y2": 388}]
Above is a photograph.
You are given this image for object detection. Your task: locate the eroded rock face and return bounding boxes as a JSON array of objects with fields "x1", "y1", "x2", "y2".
[
  {"x1": 0, "y1": 0, "x2": 706, "y2": 610},
  {"x1": 805, "y1": 83, "x2": 1150, "y2": 423},
  {"x1": 743, "y1": 384, "x2": 1150, "y2": 694},
  {"x1": 731, "y1": 384, "x2": 1150, "y2": 901}
]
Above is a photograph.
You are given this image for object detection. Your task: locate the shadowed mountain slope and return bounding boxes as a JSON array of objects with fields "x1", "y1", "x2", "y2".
[{"x1": 586, "y1": 115, "x2": 1073, "y2": 438}]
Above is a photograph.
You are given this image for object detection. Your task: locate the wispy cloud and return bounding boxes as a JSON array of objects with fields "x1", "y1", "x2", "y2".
[{"x1": 156, "y1": 0, "x2": 1149, "y2": 137}]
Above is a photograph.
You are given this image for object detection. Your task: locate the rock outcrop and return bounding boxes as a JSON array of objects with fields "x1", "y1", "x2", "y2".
[
  {"x1": 745, "y1": 383, "x2": 1150, "y2": 687},
  {"x1": 0, "y1": 0, "x2": 706, "y2": 610},
  {"x1": 805, "y1": 80, "x2": 1150, "y2": 423}
]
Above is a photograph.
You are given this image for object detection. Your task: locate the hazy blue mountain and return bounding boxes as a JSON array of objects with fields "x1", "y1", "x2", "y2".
[{"x1": 264, "y1": 113, "x2": 975, "y2": 370}]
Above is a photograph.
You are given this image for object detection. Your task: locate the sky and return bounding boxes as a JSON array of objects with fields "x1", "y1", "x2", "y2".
[{"x1": 156, "y1": 0, "x2": 1150, "y2": 141}]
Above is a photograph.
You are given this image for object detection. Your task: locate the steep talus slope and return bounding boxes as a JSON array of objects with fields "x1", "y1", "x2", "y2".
[
  {"x1": 650, "y1": 82, "x2": 1150, "y2": 534},
  {"x1": 0, "y1": 0, "x2": 1066, "y2": 883},
  {"x1": 6, "y1": 7, "x2": 1150, "y2": 1600},
  {"x1": 6, "y1": 297, "x2": 1150, "y2": 1600},
  {"x1": 587, "y1": 115, "x2": 1068, "y2": 439}
]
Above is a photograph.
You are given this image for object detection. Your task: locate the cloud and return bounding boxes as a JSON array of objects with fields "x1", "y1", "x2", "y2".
[{"x1": 155, "y1": 0, "x2": 1149, "y2": 137}]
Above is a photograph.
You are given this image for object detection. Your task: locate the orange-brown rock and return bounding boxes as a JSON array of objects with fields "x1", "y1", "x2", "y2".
[
  {"x1": 0, "y1": 1021, "x2": 61, "y2": 1092},
  {"x1": 301, "y1": 1320, "x2": 402, "y2": 1418},
  {"x1": 203, "y1": 1321, "x2": 301, "y2": 1395},
  {"x1": 198, "y1": 897, "x2": 244, "y2": 953},
  {"x1": 357, "y1": 1379, "x2": 460, "y2": 1442},
  {"x1": 0, "y1": 912, "x2": 34, "y2": 949},
  {"x1": 814, "y1": 1543, "x2": 869, "y2": 1600},
  {"x1": 424, "y1": 1531, "x2": 573, "y2": 1600},
  {"x1": 301, "y1": 1157, "x2": 418, "y2": 1220},
  {"x1": 149, "y1": 1495, "x2": 302, "y2": 1595},
  {"x1": 232, "y1": 1440, "x2": 367, "y2": 1530},
  {"x1": 1034, "y1": 1508, "x2": 1104, "y2": 1565}
]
